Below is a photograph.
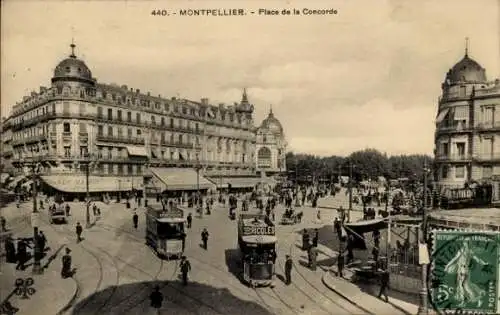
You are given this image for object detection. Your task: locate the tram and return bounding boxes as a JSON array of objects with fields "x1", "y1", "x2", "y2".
[
  {"x1": 49, "y1": 204, "x2": 67, "y2": 224},
  {"x1": 145, "y1": 204, "x2": 186, "y2": 259},
  {"x1": 237, "y1": 213, "x2": 277, "y2": 287}
]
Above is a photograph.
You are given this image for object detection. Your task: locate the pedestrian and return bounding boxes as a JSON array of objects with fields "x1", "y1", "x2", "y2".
[
  {"x1": 65, "y1": 204, "x2": 71, "y2": 216},
  {"x1": 302, "y1": 229, "x2": 310, "y2": 251},
  {"x1": 61, "y1": 248, "x2": 72, "y2": 278},
  {"x1": 378, "y1": 269, "x2": 390, "y2": 302},
  {"x1": 39, "y1": 199, "x2": 44, "y2": 210},
  {"x1": 5, "y1": 235, "x2": 16, "y2": 263},
  {"x1": 312, "y1": 229, "x2": 319, "y2": 247},
  {"x1": 16, "y1": 239, "x2": 27, "y2": 270},
  {"x1": 0, "y1": 216, "x2": 6, "y2": 231},
  {"x1": 201, "y1": 228, "x2": 209, "y2": 250},
  {"x1": 187, "y1": 213, "x2": 192, "y2": 228},
  {"x1": 337, "y1": 253, "x2": 345, "y2": 277},
  {"x1": 76, "y1": 222, "x2": 83, "y2": 242},
  {"x1": 180, "y1": 256, "x2": 191, "y2": 286},
  {"x1": 39, "y1": 231, "x2": 47, "y2": 252},
  {"x1": 150, "y1": 285, "x2": 164, "y2": 311},
  {"x1": 133, "y1": 212, "x2": 138, "y2": 229},
  {"x1": 284, "y1": 255, "x2": 293, "y2": 285},
  {"x1": 316, "y1": 210, "x2": 321, "y2": 221}
]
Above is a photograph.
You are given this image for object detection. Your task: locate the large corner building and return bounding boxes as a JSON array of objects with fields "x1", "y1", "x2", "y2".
[
  {"x1": 0, "y1": 44, "x2": 287, "y2": 196},
  {"x1": 434, "y1": 46, "x2": 500, "y2": 193}
]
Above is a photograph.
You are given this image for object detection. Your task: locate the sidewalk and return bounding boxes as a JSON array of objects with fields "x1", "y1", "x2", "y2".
[
  {"x1": 322, "y1": 266, "x2": 420, "y2": 315},
  {"x1": 0, "y1": 250, "x2": 78, "y2": 315}
]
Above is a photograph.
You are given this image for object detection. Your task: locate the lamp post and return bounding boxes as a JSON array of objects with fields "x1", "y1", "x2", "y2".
[
  {"x1": 83, "y1": 153, "x2": 97, "y2": 229},
  {"x1": 21, "y1": 159, "x2": 43, "y2": 275},
  {"x1": 195, "y1": 153, "x2": 202, "y2": 218},
  {"x1": 417, "y1": 159, "x2": 430, "y2": 315},
  {"x1": 348, "y1": 161, "x2": 354, "y2": 223}
]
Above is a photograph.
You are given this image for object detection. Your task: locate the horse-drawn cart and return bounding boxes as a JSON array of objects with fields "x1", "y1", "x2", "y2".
[{"x1": 280, "y1": 209, "x2": 302, "y2": 225}]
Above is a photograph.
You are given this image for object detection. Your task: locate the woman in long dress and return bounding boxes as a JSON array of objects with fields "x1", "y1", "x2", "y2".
[{"x1": 444, "y1": 241, "x2": 487, "y2": 307}]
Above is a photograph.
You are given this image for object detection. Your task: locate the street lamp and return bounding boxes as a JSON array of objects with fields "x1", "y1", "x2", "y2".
[
  {"x1": 417, "y1": 159, "x2": 431, "y2": 315},
  {"x1": 348, "y1": 161, "x2": 355, "y2": 223},
  {"x1": 20, "y1": 158, "x2": 43, "y2": 275},
  {"x1": 83, "y1": 153, "x2": 97, "y2": 228},
  {"x1": 195, "y1": 152, "x2": 202, "y2": 218}
]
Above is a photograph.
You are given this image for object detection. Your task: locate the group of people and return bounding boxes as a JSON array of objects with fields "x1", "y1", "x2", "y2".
[{"x1": 4, "y1": 230, "x2": 47, "y2": 271}]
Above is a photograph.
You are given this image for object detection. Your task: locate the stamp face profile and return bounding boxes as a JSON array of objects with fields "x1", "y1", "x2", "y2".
[{"x1": 430, "y1": 230, "x2": 500, "y2": 314}]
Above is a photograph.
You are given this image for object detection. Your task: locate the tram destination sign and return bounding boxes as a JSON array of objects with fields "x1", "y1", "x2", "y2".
[
  {"x1": 242, "y1": 226, "x2": 275, "y2": 236},
  {"x1": 156, "y1": 210, "x2": 183, "y2": 219}
]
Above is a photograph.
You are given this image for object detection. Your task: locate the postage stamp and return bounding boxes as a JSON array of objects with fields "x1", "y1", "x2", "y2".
[{"x1": 430, "y1": 230, "x2": 500, "y2": 314}]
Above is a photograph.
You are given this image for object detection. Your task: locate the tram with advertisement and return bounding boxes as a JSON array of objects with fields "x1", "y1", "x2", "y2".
[
  {"x1": 237, "y1": 213, "x2": 277, "y2": 287},
  {"x1": 145, "y1": 204, "x2": 186, "y2": 259}
]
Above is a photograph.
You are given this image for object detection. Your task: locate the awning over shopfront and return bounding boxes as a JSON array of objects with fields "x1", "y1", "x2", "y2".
[
  {"x1": 435, "y1": 108, "x2": 450, "y2": 123},
  {"x1": 209, "y1": 177, "x2": 261, "y2": 189},
  {"x1": 150, "y1": 168, "x2": 215, "y2": 191},
  {"x1": 126, "y1": 145, "x2": 148, "y2": 157},
  {"x1": 41, "y1": 175, "x2": 143, "y2": 193}
]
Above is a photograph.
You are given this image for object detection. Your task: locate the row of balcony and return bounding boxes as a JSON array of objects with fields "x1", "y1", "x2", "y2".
[
  {"x1": 435, "y1": 153, "x2": 500, "y2": 162},
  {"x1": 95, "y1": 116, "x2": 203, "y2": 134},
  {"x1": 436, "y1": 122, "x2": 500, "y2": 135}
]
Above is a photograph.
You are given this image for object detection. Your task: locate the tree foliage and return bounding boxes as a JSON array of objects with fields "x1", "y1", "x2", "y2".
[{"x1": 285, "y1": 148, "x2": 433, "y2": 182}]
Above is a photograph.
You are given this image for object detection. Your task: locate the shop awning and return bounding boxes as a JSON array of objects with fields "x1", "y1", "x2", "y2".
[
  {"x1": 345, "y1": 218, "x2": 388, "y2": 234},
  {"x1": 150, "y1": 167, "x2": 215, "y2": 191},
  {"x1": 209, "y1": 177, "x2": 261, "y2": 189},
  {"x1": 436, "y1": 108, "x2": 450, "y2": 123},
  {"x1": 41, "y1": 175, "x2": 143, "y2": 193},
  {"x1": 126, "y1": 145, "x2": 148, "y2": 157}
]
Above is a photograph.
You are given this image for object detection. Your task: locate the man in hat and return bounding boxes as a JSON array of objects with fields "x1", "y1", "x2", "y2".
[
  {"x1": 186, "y1": 213, "x2": 192, "y2": 229},
  {"x1": 133, "y1": 212, "x2": 138, "y2": 229},
  {"x1": 180, "y1": 256, "x2": 191, "y2": 286},
  {"x1": 5, "y1": 235, "x2": 16, "y2": 263},
  {"x1": 201, "y1": 228, "x2": 209, "y2": 250},
  {"x1": 378, "y1": 268, "x2": 390, "y2": 302},
  {"x1": 61, "y1": 247, "x2": 72, "y2": 278},
  {"x1": 284, "y1": 255, "x2": 293, "y2": 285},
  {"x1": 76, "y1": 222, "x2": 83, "y2": 242},
  {"x1": 150, "y1": 285, "x2": 164, "y2": 311}
]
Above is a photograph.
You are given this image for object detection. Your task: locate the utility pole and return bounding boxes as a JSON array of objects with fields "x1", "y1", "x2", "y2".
[
  {"x1": 85, "y1": 157, "x2": 91, "y2": 228},
  {"x1": 348, "y1": 162, "x2": 353, "y2": 223},
  {"x1": 418, "y1": 159, "x2": 429, "y2": 315},
  {"x1": 31, "y1": 163, "x2": 42, "y2": 274}
]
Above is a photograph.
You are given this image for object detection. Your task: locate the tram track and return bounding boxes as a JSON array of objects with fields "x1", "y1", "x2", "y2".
[
  {"x1": 97, "y1": 220, "x2": 317, "y2": 315},
  {"x1": 97, "y1": 221, "x2": 295, "y2": 314},
  {"x1": 282, "y1": 227, "x2": 373, "y2": 315}
]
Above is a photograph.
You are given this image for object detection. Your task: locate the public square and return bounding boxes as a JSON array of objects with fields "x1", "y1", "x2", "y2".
[{"x1": 0, "y1": 190, "x2": 416, "y2": 315}]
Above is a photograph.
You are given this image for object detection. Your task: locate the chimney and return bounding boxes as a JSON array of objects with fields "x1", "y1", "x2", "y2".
[
  {"x1": 234, "y1": 102, "x2": 238, "y2": 106},
  {"x1": 130, "y1": 88, "x2": 133, "y2": 92},
  {"x1": 147, "y1": 92, "x2": 151, "y2": 96},
  {"x1": 39, "y1": 86, "x2": 47, "y2": 93},
  {"x1": 158, "y1": 94, "x2": 161, "y2": 98},
  {"x1": 30, "y1": 91, "x2": 37, "y2": 97},
  {"x1": 23, "y1": 96, "x2": 29, "y2": 102},
  {"x1": 200, "y1": 98, "x2": 209, "y2": 105},
  {"x1": 122, "y1": 85, "x2": 128, "y2": 90},
  {"x1": 172, "y1": 97, "x2": 176, "y2": 100},
  {"x1": 136, "y1": 89, "x2": 140, "y2": 94}
]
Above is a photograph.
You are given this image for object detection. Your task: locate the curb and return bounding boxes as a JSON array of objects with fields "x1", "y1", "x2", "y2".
[
  {"x1": 321, "y1": 271, "x2": 376, "y2": 315},
  {"x1": 56, "y1": 277, "x2": 80, "y2": 315}
]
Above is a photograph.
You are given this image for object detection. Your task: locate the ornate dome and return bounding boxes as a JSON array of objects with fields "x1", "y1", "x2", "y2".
[
  {"x1": 446, "y1": 54, "x2": 486, "y2": 84},
  {"x1": 52, "y1": 43, "x2": 94, "y2": 83},
  {"x1": 260, "y1": 107, "x2": 283, "y2": 134}
]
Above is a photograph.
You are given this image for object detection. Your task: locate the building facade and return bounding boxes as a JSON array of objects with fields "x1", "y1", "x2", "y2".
[
  {"x1": 255, "y1": 107, "x2": 287, "y2": 177},
  {"x1": 2, "y1": 44, "x2": 258, "y2": 194},
  {"x1": 434, "y1": 48, "x2": 500, "y2": 191}
]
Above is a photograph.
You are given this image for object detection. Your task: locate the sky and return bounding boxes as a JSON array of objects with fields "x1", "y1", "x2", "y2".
[{"x1": 2, "y1": 0, "x2": 499, "y2": 157}]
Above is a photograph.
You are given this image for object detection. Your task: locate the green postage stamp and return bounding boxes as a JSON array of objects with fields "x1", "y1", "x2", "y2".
[{"x1": 430, "y1": 230, "x2": 500, "y2": 314}]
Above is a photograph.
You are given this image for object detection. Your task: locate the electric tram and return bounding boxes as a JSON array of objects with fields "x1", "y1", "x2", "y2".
[
  {"x1": 145, "y1": 203, "x2": 186, "y2": 259},
  {"x1": 237, "y1": 213, "x2": 277, "y2": 287}
]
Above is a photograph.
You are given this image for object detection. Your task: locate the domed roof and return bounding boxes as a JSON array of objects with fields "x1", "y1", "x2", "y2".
[
  {"x1": 260, "y1": 107, "x2": 283, "y2": 134},
  {"x1": 52, "y1": 43, "x2": 93, "y2": 83},
  {"x1": 446, "y1": 54, "x2": 486, "y2": 84}
]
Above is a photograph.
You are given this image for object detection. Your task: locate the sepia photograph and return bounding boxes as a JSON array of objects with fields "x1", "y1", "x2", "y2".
[{"x1": 1, "y1": 0, "x2": 499, "y2": 314}]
